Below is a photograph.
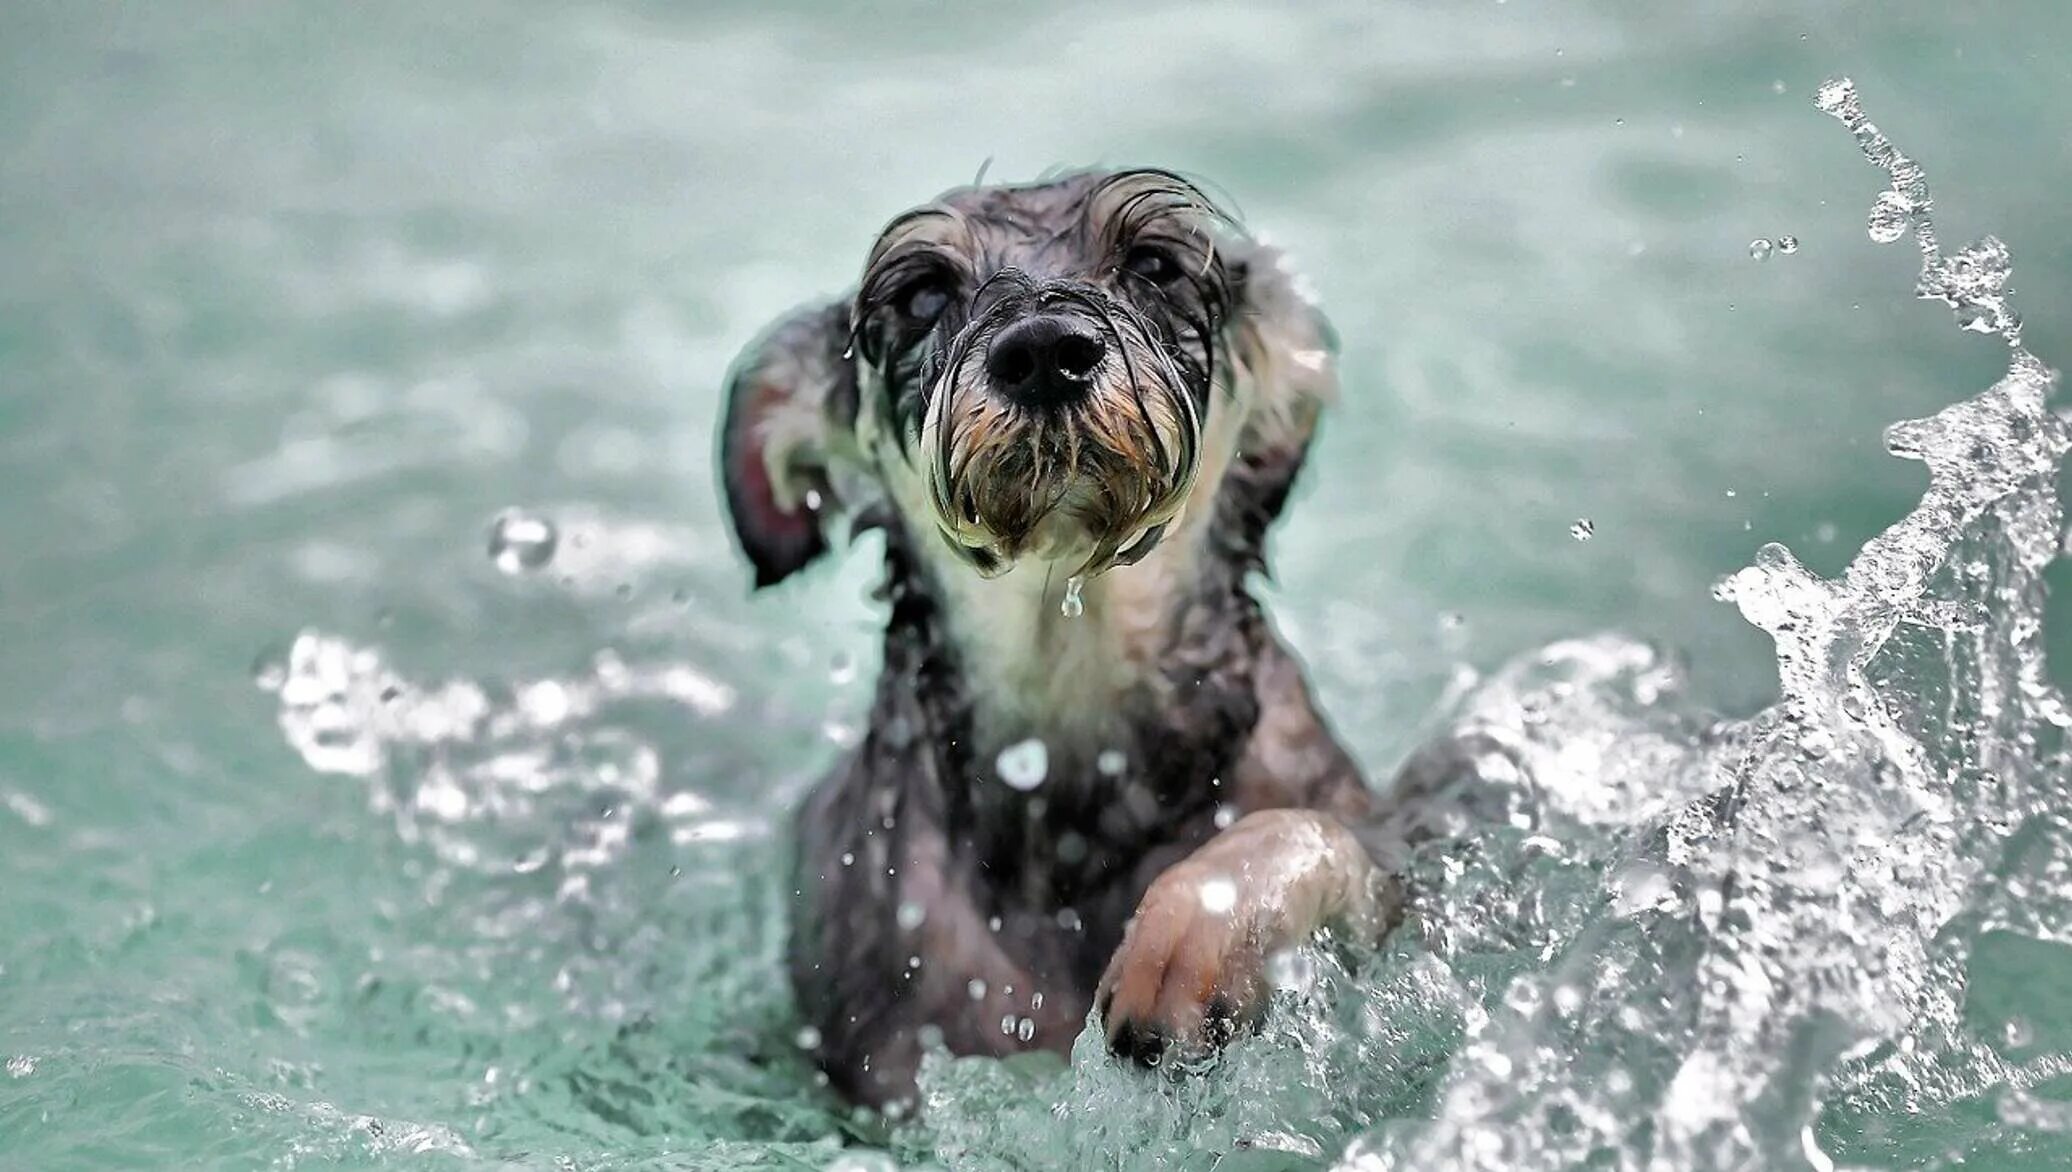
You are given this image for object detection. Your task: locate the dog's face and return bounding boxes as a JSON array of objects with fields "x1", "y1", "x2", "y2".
[
  {"x1": 720, "y1": 169, "x2": 1334, "y2": 591},
  {"x1": 848, "y1": 171, "x2": 1231, "y2": 577}
]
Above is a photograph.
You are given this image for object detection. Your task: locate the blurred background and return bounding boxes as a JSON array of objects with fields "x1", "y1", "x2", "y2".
[{"x1": 2, "y1": 1, "x2": 2068, "y2": 1167}]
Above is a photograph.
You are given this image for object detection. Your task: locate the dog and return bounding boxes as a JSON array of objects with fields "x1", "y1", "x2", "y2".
[{"x1": 719, "y1": 169, "x2": 1403, "y2": 1112}]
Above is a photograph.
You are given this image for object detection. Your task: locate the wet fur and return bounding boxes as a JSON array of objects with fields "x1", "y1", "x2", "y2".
[{"x1": 720, "y1": 170, "x2": 1394, "y2": 1109}]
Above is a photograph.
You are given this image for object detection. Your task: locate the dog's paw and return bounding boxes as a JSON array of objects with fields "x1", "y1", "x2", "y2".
[
  {"x1": 1094, "y1": 809, "x2": 1389, "y2": 1068},
  {"x1": 1095, "y1": 857, "x2": 1270, "y2": 1067}
]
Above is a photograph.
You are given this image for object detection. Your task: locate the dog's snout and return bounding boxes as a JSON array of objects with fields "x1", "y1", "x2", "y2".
[{"x1": 985, "y1": 314, "x2": 1107, "y2": 408}]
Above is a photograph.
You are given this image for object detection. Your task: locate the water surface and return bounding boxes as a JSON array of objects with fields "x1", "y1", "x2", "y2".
[{"x1": 3, "y1": 3, "x2": 2071, "y2": 1169}]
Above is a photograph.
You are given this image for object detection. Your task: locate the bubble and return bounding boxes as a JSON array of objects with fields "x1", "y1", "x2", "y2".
[
  {"x1": 829, "y1": 652, "x2": 857, "y2": 685},
  {"x1": 826, "y1": 1154, "x2": 898, "y2": 1172},
  {"x1": 1029, "y1": 992, "x2": 1043, "y2": 1011},
  {"x1": 795, "y1": 1026, "x2": 822, "y2": 1050},
  {"x1": 967, "y1": 978, "x2": 988, "y2": 1001},
  {"x1": 1570, "y1": 518, "x2": 1596, "y2": 542},
  {"x1": 6, "y1": 1055, "x2": 35, "y2": 1078},
  {"x1": 1096, "y1": 749, "x2": 1127, "y2": 776},
  {"x1": 999, "y1": 1013, "x2": 1018, "y2": 1037},
  {"x1": 896, "y1": 901, "x2": 927, "y2": 931},
  {"x1": 1060, "y1": 575, "x2": 1086, "y2": 619},
  {"x1": 1213, "y1": 804, "x2": 1239, "y2": 830},
  {"x1": 1749, "y1": 238, "x2": 1774, "y2": 262},
  {"x1": 1867, "y1": 191, "x2": 1911, "y2": 244},
  {"x1": 487, "y1": 510, "x2": 557, "y2": 574},
  {"x1": 995, "y1": 739, "x2": 1049, "y2": 790},
  {"x1": 1016, "y1": 1017, "x2": 1036, "y2": 1042},
  {"x1": 1778, "y1": 235, "x2": 1800, "y2": 254},
  {"x1": 1198, "y1": 878, "x2": 1238, "y2": 915}
]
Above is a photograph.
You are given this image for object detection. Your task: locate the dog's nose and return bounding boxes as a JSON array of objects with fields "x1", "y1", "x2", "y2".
[{"x1": 985, "y1": 314, "x2": 1107, "y2": 408}]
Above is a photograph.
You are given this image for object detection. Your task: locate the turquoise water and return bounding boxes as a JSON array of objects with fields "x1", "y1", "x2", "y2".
[{"x1": 4, "y1": 3, "x2": 2072, "y2": 1169}]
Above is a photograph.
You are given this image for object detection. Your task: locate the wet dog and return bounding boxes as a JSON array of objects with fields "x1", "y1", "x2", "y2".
[{"x1": 719, "y1": 170, "x2": 1399, "y2": 1111}]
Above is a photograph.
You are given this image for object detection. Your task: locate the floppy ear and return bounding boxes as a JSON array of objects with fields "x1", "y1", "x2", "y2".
[
  {"x1": 1215, "y1": 245, "x2": 1342, "y2": 567},
  {"x1": 1227, "y1": 243, "x2": 1339, "y2": 449},
  {"x1": 718, "y1": 300, "x2": 858, "y2": 589}
]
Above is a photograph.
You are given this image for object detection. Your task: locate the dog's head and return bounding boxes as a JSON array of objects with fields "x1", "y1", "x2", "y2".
[{"x1": 720, "y1": 169, "x2": 1334, "y2": 589}]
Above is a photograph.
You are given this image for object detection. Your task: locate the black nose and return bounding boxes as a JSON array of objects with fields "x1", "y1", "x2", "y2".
[{"x1": 985, "y1": 314, "x2": 1107, "y2": 408}]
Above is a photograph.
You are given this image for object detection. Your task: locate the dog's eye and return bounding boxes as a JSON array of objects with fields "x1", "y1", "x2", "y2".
[
  {"x1": 901, "y1": 282, "x2": 950, "y2": 323},
  {"x1": 1123, "y1": 246, "x2": 1180, "y2": 285}
]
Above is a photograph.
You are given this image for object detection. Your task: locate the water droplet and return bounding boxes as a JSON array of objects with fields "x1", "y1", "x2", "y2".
[
  {"x1": 999, "y1": 1013, "x2": 1018, "y2": 1037},
  {"x1": 1570, "y1": 518, "x2": 1596, "y2": 542},
  {"x1": 2005, "y1": 1016, "x2": 2034, "y2": 1048},
  {"x1": 251, "y1": 648, "x2": 289, "y2": 692},
  {"x1": 1056, "y1": 831, "x2": 1088, "y2": 865},
  {"x1": 1060, "y1": 575, "x2": 1085, "y2": 619},
  {"x1": 1017, "y1": 1017, "x2": 1036, "y2": 1042},
  {"x1": 1198, "y1": 878, "x2": 1238, "y2": 915},
  {"x1": 995, "y1": 739, "x2": 1049, "y2": 790},
  {"x1": 795, "y1": 1026, "x2": 822, "y2": 1050},
  {"x1": 967, "y1": 978, "x2": 988, "y2": 1001},
  {"x1": 487, "y1": 510, "x2": 557, "y2": 574},
  {"x1": 1867, "y1": 191, "x2": 1911, "y2": 244},
  {"x1": 1750, "y1": 238, "x2": 1775, "y2": 261},
  {"x1": 896, "y1": 901, "x2": 927, "y2": 931},
  {"x1": 1267, "y1": 949, "x2": 1317, "y2": 995},
  {"x1": 1030, "y1": 991, "x2": 1044, "y2": 1011},
  {"x1": 1778, "y1": 235, "x2": 1800, "y2": 254}
]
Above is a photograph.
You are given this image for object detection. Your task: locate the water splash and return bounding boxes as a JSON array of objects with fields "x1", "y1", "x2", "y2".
[{"x1": 268, "y1": 631, "x2": 746, "y2": 876}]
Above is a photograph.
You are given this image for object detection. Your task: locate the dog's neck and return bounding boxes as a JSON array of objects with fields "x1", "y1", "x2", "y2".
[
  {"x1": 927, "y1": 543, "x2": 1192, "y2": 754},
  {"x1": 861, "y1": 460, "x2": 1285, "y2": 903}
]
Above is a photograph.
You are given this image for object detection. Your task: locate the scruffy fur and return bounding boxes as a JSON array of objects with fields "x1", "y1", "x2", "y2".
[{"x1": 718, "y1": 170, "x2": 1402, "y2": 1110}]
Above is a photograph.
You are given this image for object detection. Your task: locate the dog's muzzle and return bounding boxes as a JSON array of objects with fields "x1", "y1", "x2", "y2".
[{"x1": 921, "y1": 284, "x2": 1205, "y2": 580}]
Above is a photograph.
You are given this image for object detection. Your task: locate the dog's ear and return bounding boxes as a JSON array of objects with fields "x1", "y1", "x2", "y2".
[
  {"x1": 1227, "y1": 244, "x2": 1339, "y2": 447},
  {"x1": 718, "y1": 300, "x2": 859, "y2": 589}
]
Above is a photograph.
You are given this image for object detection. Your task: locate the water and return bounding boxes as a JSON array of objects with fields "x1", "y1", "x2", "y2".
[{"x1": 6, "y1": 3, "x2": 2072, "y2": 1170}]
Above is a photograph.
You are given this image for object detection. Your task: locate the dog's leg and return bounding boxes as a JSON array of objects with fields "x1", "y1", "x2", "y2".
[{"x1": 1095, "y1": 808, "x2": 1395, "y2": 1062}]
